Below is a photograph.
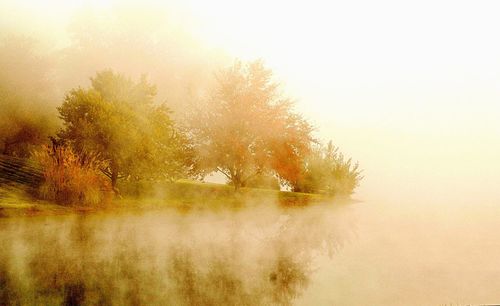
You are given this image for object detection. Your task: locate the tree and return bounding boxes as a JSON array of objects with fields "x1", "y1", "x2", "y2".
[
  {"x1": 0, "y1": 107, "x2": 52, "y2": 156},
  {"x1": 293, "y1": 141, "x2": 362, "y2": 197},
  {"x1": 0, "y1": 35, "x2": 58, "y2": 156},
  {"x1": 192, "y1": 60, "x2": 314, "y2": 190},
  {"x1": 58, "y1": 70, "x2": 191, "y2": 191}
]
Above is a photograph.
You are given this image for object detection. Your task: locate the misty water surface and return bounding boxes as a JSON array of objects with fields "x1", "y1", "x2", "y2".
[
  {"x1": 2, "y1": 200, "x2": 500, "y2": 305},
  {"x1": 3, "y1": 200, "x2": 500, "y2": 305},
  {"x1": 0, "y1": 203, "x2": 355, "y2": 305}
]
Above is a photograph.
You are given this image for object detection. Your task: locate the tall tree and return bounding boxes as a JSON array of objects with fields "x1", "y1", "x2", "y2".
[
  {"x1": 192, "y1": 60, "x2": 314, "y2": 190},
  {"x1": 58, "y1": 70, "x2": 191, "y2": 191}
]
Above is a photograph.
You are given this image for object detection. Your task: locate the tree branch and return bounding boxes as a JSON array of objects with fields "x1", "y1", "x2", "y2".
[
  {"x1": 100, "y1": 168, "x2": 112, "y2": 178},
  {"x1": 241, "y1": 168, "x2": 263, "y2": 185},
  {"x1": 216, "y1": 167, "x2": 232, "y2": 180}
]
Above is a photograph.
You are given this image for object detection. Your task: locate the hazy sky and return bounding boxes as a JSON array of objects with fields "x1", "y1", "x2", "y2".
[{"x1": 1, "y1": 0, "x2": 499, "y2": 204}]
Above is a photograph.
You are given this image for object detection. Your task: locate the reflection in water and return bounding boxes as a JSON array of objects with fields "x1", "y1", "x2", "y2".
[{"x1": 0, "y1": 204, "x2": 354, "y2": 305}]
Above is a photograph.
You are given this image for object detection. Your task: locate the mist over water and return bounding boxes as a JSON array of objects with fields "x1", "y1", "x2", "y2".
[
  {"x1": 296, "y1": 199, "x2": 500, "y2": 306},
  {"x1": 0, "y1": 204, "x2": 356, "y2": 305},
  {"x1": 4, "y1": 199, "x2": 500, "y2": 305}
]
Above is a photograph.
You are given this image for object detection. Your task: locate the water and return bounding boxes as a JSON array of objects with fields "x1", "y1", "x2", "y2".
[
  {"x1": 298, "y1": 200, "x2": 500, "y2": 305},
  {"x1": 2, "y1": 200, "x2": 500, "y2": 305},
  {"x1": 0, "y1": 204, "x2": 355, "y2": 305}
]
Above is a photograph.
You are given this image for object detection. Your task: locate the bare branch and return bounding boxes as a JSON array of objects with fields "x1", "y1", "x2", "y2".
[{"x1": 216, "y1": 167, "x2": 232, "y2": 180}]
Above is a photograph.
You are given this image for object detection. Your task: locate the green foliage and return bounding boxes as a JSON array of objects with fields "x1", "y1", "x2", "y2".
[
  {"x1": 292, "y1": 141, "x2": 362, "y2": 197},
  {"x1": 244, "y1": 172, "x2": 281, "y2": 190},
  {"x1": 191, "y1": 60, "x2": 314, "y2": 190},
  {"x1": 57, "y1": 70, "x2": 192, "y2": 189}
]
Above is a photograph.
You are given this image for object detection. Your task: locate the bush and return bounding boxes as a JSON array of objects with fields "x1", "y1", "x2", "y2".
[
  {"x1": 293, "y1": 141, "x2": 362, "y2": 197},
  {"x1": 244, "y1": 172, "x2": 281, "y2": 190},
  {"x1": 31, "y1": 145, "x2": 112, "y2": 206}
]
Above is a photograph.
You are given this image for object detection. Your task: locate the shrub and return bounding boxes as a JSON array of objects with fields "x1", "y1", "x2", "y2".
[
  {"x1": 31, "y1": 145, "x2": 112, "y2": 206},
  {"x1": 244, "y1": 172, "x2": 281, "y2": 190},
  {"x1": 293, "y1": 141, "x2": 362, "y2": 197}
]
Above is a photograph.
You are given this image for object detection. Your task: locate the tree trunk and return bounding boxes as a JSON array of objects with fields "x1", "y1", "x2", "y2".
[{"x1": 233, "y1": 176, "x2": 243, "y2": 192}]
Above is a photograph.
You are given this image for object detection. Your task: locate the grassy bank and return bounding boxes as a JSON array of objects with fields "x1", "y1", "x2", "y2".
[
  {"x1": 0, "y1": 178, "x2": 339, "y2": 218},
  {"x1": 0, "y1": 184, "x2": 71, "y2": 217},
  {"x1": 0, "y1": 152, "x2": 350, "y2": 217},
  {"x1": 117, "y1": 179, "x2": 331, "y2": 208}
]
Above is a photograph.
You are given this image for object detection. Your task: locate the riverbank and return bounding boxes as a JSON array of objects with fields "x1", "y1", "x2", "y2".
[
  {"x1": 0, "y1": 179, "x2": 346, "y2": 218},
  {"x1": 0, "y1": 184, "x2": 72, "y2": 217}
]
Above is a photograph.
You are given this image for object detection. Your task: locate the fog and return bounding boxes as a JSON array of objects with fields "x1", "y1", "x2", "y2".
[
  {"x1": 0, "y1": 204, "x2": 355, "y2": 305},
  {"x1": 2, "y1": 0, "x2": 500, "y2": 305},
  {"x1": 1, "y1": 0, "x2": 229, "y2": 115},
  {"x1": 297, "y1": 201, "x2": 500, "y2": 305},
  {"x1": 3, "y1": 200, "x2": 500, "y2": 305}
]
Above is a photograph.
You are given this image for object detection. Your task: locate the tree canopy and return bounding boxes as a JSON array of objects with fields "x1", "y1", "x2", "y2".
[
  {"x1": 58, "y1": 70, "x2": 192, "y2": 190},
  {"x1": 191, "y1": 60, "x2": 314, "y2": 190}
]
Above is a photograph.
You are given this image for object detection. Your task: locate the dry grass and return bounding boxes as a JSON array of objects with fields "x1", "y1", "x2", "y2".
[{"x1": 31, "y1": 145, "x2": 112, "y2": 206}]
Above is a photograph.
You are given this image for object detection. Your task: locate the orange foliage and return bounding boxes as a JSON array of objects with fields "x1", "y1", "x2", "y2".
[{"x1": 32, "y1": 145, "x2": 113, "y2": 206}]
